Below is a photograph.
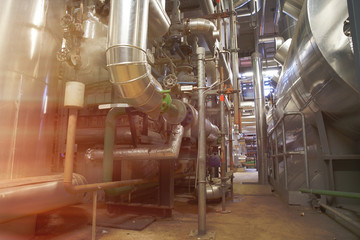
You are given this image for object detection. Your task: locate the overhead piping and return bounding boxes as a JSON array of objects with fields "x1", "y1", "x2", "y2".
[{"x1": 106, "y1": 0, "x2": 185, "y2": 123}]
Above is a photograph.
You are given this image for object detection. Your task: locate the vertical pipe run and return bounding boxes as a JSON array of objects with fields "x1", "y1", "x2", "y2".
[
  {"x1": 92, "y1": 191, "x2": 98, "y2": 240},
  {"x1": 64, "y1": 109, "x2": 79, "y2": 186},
  {"x1": 274, "y1": 128, "x2": 279, "y2": 186},
  {"x1": 252, "y1": 52, "x2": 267, "y2": 184},
  {"x1": 229, "y1": 0, "x2": 241, "y2": 130},
  {"x1": 281, "y1": 122, "x2": 288, "y2": 190},
  {"x1": 220, "y1": 67, "x2": 226, "y2": 212},
  {"x1": 197, "y1": 46, "x2": 207, "y2": 235}
]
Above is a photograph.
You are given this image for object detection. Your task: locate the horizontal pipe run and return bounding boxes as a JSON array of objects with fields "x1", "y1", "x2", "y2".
[
  {"x1": 0, "y1": 174, "x2": 85, "y2": 223},
  {"x1": 87, "y1": 125, "x2": 184, "y2": 161},
  {"x1": 299, "y1": 188, "x2": 360, "y2": 199},
  {"x1": 76, "y1": 127, "x2": 164, "y2": 145},
  {"x1": 63, "y1": 108, "x2": 158, "y2": 194}
]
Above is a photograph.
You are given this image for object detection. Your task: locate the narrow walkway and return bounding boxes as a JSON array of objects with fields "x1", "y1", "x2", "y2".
[{"x1": 33, "y1": 170, "x2": 358, "y2": 240}]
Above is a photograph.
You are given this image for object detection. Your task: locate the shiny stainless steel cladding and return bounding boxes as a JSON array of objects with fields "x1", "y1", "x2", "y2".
[
  {"x1": 107, "y1": 0, "x2": 169, "y2": 119},
  {"x1": 0, "y1": 0, "x2": 64, "y2": 179},
  {"x1": 274, "y1": 0, "x2": 360, "y2": 138},
  {"x1": 283, "y1": 0, "x2": 304, "y2": 20},
  {"x1": 86, "y1": 125, "x2": 184, "y2": 161},
  {"x1": 274, "y1": 38, "x2": 292, "y2": 65},
  {"x1": 268, "y1": 0, "x2": 360, "y2": 198},
  {"x1": 148, "y1": 0, "x2": 171, "y2": 40}
]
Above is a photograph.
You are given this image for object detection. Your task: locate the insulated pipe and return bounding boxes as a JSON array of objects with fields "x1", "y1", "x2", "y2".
[
  {"x1": 259, "y1": 36, "x2": 284, "y2": 50},
  {"x1": 259, "y1": 0, "x2": 266, "y2": 36},
  {"x1": 197, "y1": 46, "x2": 207, "y2": 235},
  {"x1": 182, "y1": 103, "x2": 220, "y2": 139},
  {"x1": 199, "y1": 0, "x2": 215, "y2": 16},
  {"x1": 220, "y1": 67, "x2": 227, "y2": 212},
  {"x1": 0, "y1": 174, "x2": 85, "y2": 223},
  {"x1": 107, "y1": 0, "x2": 184, "y2": 123},
  {"x1": 63, "y1": 108, "x2": 150, "y2": 193},
  {"x1": 107, "y1": 0, "x2": 162, "y2": 119},
  {"x1": 86, "y1": 125, "x2": 184, "y2": 162},
  {"x1": 187, "y1": 18, "x2": 220, "y2": 40},
  {"x1": 236, "y1": 0, "x2": 261, "y2": 18},
  {"x1": 148, "y1": 0, "x2": 171, "y2": 39},
  {"x1": 76, "y1": 128, "x2": 164, "y2": 145},
  {"x1": 252, "y1": 52, "x2": 267, "y2": 184},
  {"x1": 229, "y1": 0, "x2": 241, "y2": 131}
]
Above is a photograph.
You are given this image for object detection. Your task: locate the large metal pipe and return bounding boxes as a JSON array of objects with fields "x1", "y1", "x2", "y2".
[
  {"x1": 220, "y1": 67, "x2": 227, "y2": 212},
  {"x1": 0, "y1": 174, "x2": 85, "y2": 223},
  {"x1": 106, "y1": 0, "x2": 162, "y2": 119},
  {"x1": 229, "y1": 0, "x2": 241, "y2": 131},
  {"x1": 197, "y1": 46, "x2": 207, "y2": 235},
  {"x1": 63, "y1": 108, "x2": 153, "y2": 193},
  {"x1": 148, "y1": 0, "x2": 171, "y2": 39},
  {"x1": 252, "y1": 52, "x2": 267, "y2": 184},
  {"x1": 187, "y1": 18, "x2": 220, "y2": 40},
  {"x1": 76, "y1": 127, "x2": 164, "y2": 145},
  {"x1": 235, "y1": 0, "x2": 261, "y2": 18},
  {"x1": 182, "y1": 103, "x2": 220, "y2": 139},
  {"x1": 199, "y1": 0, "x2": 215, "y2": 16},
  {"x1": 85, "y1": 125, "x2": 184, "y2": 161},
  {"x1": 283, "y1": 0, "x2": 304, "y2": 21}
]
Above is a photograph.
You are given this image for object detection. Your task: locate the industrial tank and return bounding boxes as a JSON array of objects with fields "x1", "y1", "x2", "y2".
[
  {"x1": 0, "y1": 0, "x2": 65, "y2": 179},
  {"x1": 268, "y1": 0, "x2": 360, "y2": 205}
]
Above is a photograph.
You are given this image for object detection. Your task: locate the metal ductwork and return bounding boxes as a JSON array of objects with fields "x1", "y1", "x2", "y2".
[
  {"x1": 86, "y1": 125, "x2": 184, "y2": 161},
  {"x1": 107, "y1": 0, "x2": 176, "y2": 120}
]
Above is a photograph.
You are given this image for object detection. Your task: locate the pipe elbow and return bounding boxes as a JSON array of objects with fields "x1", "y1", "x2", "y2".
[
  {"x1": 64, "y1": 182, "x2": 77, "y2": 194},
  {"x1": 187, "y1": 18, "x2": 219, "y2": 40}
]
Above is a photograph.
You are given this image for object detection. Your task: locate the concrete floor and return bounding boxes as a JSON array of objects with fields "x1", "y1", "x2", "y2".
[{"x1": 32, "y1": 170, "x2": 358, "y2": 240}]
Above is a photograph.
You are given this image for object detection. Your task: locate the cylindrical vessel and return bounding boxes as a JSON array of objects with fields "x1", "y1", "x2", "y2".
[
  {"x1": 269, "y1": 0, "x2": 360, "y2": 202},
  {"x1": 0, "y1": 0, "x2": 64, "y2": 179},
  {"x1": 273, "y1": 0, "x2": 359, "y2": 138}
]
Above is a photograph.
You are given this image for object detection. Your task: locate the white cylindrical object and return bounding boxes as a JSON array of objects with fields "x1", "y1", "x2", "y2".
[{"x1": 64, "y1": 81, "x2": 85, "y2": 108}]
